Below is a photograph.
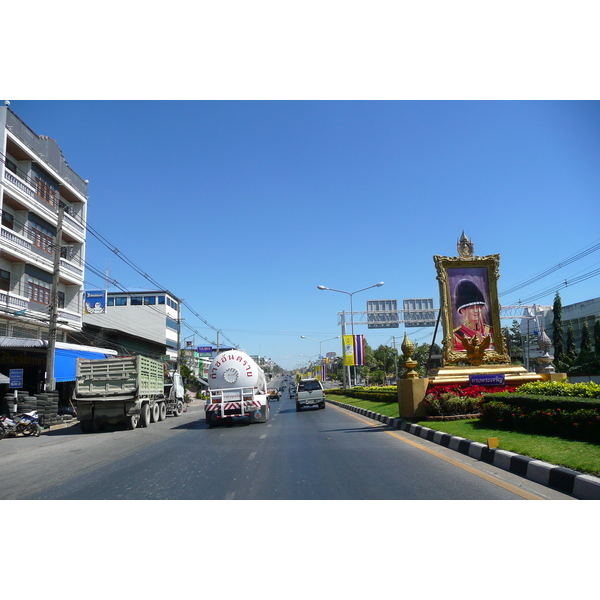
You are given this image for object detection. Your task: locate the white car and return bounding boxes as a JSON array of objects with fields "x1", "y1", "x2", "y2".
[{"x1": 295, "y1": 378, "x2": 326, "y2": 411}]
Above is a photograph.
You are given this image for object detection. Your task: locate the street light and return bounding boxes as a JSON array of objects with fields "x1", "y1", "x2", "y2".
[
  {"x1": 317, "y1": 282, "x2": 384, "y2": 386},
  {"x1": 300, "y1": 335, "x2": 340, "y2": 357},
  {"x1": 317, "y1": 282, "x2": 384, "y2": 336}
]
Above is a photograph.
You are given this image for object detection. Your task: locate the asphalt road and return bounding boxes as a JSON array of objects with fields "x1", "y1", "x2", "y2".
[{"x1": 0, "y1": 389, "x2": 573, "y2": 500}]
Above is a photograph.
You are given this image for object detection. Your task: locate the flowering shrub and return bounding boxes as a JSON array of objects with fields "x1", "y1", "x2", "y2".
[{"x1": 423, "y1": 384, "x2": 517, "y2": 416}]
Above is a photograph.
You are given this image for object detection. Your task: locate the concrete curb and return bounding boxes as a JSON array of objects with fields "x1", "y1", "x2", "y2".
[{"x1": 327, "y1": 399, "x2": 600, "y2": 500}]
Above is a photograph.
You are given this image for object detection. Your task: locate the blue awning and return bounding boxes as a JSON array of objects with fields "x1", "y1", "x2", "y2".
[{"x1": 54, "y1": 348, "x2": 112, "y2": 382}]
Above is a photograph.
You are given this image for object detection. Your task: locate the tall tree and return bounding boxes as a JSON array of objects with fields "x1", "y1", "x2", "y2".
[
  {"x1": 578, "y1": 320, "x2": 593, "y2": 363},
  {"x1": 502, "y1": 319, "x2": 523, "y2": 363},
  {"x1": 552, "y1": 292, "x2": 564, "y2": 362},
  {"x1": 566, "y1": 323, "x2": 578, "y2": 361}
]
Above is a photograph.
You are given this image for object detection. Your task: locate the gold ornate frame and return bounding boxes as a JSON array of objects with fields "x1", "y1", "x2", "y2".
[{"x1": 433, "y1": 253, "x2": 509, "y2": 365}]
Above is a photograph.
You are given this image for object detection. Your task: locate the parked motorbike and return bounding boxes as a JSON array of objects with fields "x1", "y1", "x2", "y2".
[{"x1": 0, "y1": 410, "x2": 41, "y2": 438}]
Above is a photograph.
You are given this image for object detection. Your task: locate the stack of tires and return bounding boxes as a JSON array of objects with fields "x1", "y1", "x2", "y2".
[
  {"x1": 35, "y1": 394, "x2": 49, "y2": 427},
  {"x1": 2, "y1": 394, "x2": 15, "y2": 418},
  {"x1": 17, "y1": 393, "x2": 37, "y2": 417},
  {"x1": 44, "y1": 392, "x2": 60, "y2": 427}
]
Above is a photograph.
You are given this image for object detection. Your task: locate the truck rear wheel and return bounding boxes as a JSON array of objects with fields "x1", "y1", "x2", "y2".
[
  {"x1": 158, "y1": 402, "x2": 167, "y2": 421},
  {"x1": 127, "y1": 414, "x2": 139, "y2": 430},
  {"x1": 140, "y1": 404, "x2": 151, "y2": 427},
  {"x1": 151, "y1": 402, "x2": 160, "y2": 423}
]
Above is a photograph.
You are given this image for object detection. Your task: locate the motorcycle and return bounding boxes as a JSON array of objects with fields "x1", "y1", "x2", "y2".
[{"x1": 0, "y1": 410, "x2": 41, "y2": 438}]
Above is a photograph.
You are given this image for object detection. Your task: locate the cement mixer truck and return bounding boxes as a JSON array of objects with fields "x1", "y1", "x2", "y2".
[{"x1": 205, "y1": 350, "x2": 270, "y2": 427}]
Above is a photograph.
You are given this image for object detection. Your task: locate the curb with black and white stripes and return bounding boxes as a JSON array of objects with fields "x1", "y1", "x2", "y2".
[{"x1": 327, "y1": 399, "x2": 600, "y2": 500}]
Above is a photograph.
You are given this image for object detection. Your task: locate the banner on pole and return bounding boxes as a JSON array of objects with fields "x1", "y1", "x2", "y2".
[
  {"x1": 344, "y1": 335, "x2": 365, "y2": 366},
  {"x1": 353, "y1": 335, "x2": 365, "y2": 366},
  {"x1": 343, "y1": 335, "x2": 355, "y2": 366}
]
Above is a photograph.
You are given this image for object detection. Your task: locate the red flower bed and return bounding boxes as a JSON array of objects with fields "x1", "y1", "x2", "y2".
[{"x1": 427, "y1": 384, "x2": 518, "y2": 399}]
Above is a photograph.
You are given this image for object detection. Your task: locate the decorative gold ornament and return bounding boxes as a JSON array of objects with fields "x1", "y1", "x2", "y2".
[
  {"x1": 401, "y1": 332, "x2": 419, "y2": 379},
  {"x1": 457, "y1": 231, "x2": 474, "y2": 259},
  {"x1": 459, "y1": 333, "x2": 491, "y2": 366}
]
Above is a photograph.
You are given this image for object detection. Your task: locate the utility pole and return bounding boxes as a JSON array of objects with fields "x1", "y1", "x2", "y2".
[
  {"x1": 46, "y1": 205, "x2": 64, "y2": 392},
  {"x1": 176, "y1": 300, "x2": 182, "y2": 373}
]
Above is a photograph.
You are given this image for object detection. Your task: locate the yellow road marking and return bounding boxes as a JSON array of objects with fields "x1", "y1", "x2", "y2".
[{"x1": 329, "y1": 404, "x2": 544, "y2": 500}]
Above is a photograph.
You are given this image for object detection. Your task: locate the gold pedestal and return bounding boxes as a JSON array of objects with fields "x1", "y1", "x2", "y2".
[
  {"x1": 397, "y1": 378, "x2": 430, "y2": 418},
  {"x1": 540, "y1": 372, "x2": 567, "y2": 382},
  {"x1": 426, "y1": 363, "x2": 542, "y2": 387}
]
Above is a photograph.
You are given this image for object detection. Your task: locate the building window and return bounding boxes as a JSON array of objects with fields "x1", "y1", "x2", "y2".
[
  {"x1": 114, "y1": 297, "x2": 128, "y2": 306},
  {"x1": 35, "y1": 177, "x2": 57, "y2": 208},
  {"x1": 5, "y1": 158, "x2": 17, "y2": 174},
  {"x1": 58, "y1": 291, "x2": 65, "y2": 309},
  {"x1": 28, "y1": 277, "x2": 51, "y2": 305},
  {"x1": 31, "y1": 223, "x2": 54, "y2": 254},
  {"x1": 144, "y1": 296, "x2": 156, "y2": 305},
  {"x1": 2, "y1": 211, "x2": 14, "y2": 230},
  {"x1": 107, "y1": 297, "x2": 114, "y2": 306},
  {"x1": 0, "y1": 269, "x2": 10, "y2": 292},
  {"x1": 157, "y1": 296, "x2": 165, "y2": 304},
  {"x1": 131, "y1": 297, "x2": 143, "y2": 305}
]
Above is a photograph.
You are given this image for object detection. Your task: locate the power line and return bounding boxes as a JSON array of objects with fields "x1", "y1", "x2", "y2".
[
  {"x1": 499, "y1": 238, "x2": 600, "y2": 297},
  {"x1": 85, "y1": 221, "x2": 238, "y2": 348}
]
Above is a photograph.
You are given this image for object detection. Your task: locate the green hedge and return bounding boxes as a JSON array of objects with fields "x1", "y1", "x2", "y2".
[
  {"x1": 480, "y1": 392, "x2": 600, "y2": 442},
  {"x1": 516, "y1": 380, "x2": 600, "y2": 398},
  {"x1": 326, "y1": 387, "x2": 397, "y2": 403}
]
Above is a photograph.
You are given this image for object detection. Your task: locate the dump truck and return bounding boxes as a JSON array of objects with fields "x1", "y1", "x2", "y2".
[
  {"x1": 204, "y1": 350, "x2": 269, "y2": 427},
  {"x1": 75, "y1": 355, "x2": 185, "y2": 433}
]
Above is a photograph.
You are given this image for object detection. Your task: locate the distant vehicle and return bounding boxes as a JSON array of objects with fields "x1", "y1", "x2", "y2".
[
  {"x1": 268, "y1": 388, "x2": 282, "y2": 401},
  {"x1": 294, "y1": 378, "x2": 326, "y2": 411},
  {"x1": 205, "y1": 350, "x2": 270, "y2": 426}
]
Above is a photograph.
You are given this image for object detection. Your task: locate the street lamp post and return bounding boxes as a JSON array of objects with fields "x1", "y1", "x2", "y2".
[
  {"x1": 317, "y1": 282, "x2": 384, "y2": 387},
  {"x1": 301, "y1": 335, "x2": 340, "y2": 385}
]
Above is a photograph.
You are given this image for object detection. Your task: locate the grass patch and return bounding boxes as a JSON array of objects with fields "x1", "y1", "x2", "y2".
[{"x1": 328, "y1": 395, "x2": 600, "y2": 477}]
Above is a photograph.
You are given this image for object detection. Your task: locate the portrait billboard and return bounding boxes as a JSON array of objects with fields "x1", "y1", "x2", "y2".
[{"x1": 434, "y1": 253, "x2": 508, "y2": 364}]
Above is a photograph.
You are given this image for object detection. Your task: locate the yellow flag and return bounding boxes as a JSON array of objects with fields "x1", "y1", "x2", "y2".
[{"x1": 343, "y1": 335, "x2": 355, "y2": 366}]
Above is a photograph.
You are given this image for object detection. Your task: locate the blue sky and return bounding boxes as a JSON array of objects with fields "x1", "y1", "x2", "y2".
[{"x1": 7, "y1": 100, "x2": 600, "y2": 369}]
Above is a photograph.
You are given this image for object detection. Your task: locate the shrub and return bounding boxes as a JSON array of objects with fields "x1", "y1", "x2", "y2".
[
  {"x1": 480, "y1": 393, "x2": 600, "y2": 443},
  {"x1": 516, "y1": 380, "x2": 600, "y2": 399},
  {"x1": 423, "y1": 393, "x2": 483, "y2": 416}
]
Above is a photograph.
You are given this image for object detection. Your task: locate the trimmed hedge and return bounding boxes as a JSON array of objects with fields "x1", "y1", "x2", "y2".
[
  {"x1": 480, "y1": 392, "x2": 600, "y2": 442},
  {"x1": 326, "y1": 387, "x2": 397, "y2": 403}
]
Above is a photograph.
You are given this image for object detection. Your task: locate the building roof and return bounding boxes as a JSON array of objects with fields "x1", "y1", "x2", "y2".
[{"x1": 0, "y1": 336, "x2": 117, "y2": 355}]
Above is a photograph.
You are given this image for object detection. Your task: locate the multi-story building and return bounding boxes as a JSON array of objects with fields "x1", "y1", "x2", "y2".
[
  {"x1": 1, "y1": 104, "x2": 88, "y2": 392},
  {"x1": 80, "y1": 289, "x2": 182, "y2": 362},
  {"x1": 519, "y1": 297, "x2": 600, "y2": 371}
]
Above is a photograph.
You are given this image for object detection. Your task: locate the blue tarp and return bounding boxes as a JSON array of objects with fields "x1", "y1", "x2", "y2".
[{"x1": 54, "y1": 348, "x2": 111, "y2": 382}]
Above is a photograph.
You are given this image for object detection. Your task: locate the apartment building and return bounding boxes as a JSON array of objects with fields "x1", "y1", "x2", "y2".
[
  {"x1": 80, "y1": 289, "x2": 182, "y2": 362},
  {"x1": 1, "y1": 104, "x2": 88, "y2": 392}
]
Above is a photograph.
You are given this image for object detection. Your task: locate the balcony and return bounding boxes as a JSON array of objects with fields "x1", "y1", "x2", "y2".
[
  {"x1": 0, "y1": 289, "x2": 28, "y2": 311},
  {"x1": 3, "y1": 165, "x2": 86, "y2": 243},
  {"x1": 1, "y1": 224, "x2": 33, "y2": 257}
]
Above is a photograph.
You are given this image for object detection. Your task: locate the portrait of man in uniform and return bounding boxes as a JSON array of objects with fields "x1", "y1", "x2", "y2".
[
  {"x1": 452, "y1": 277, "x2": 494, "y2": 351},
  {"x1": 434, "y1": 245, "x2": 509, "y2": 365}
]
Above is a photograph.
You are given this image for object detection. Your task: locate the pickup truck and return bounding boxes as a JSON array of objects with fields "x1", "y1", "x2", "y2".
[
  {"x1": 267, "y1": 388, "x2": 281, "y2": 401},
  {"x1": 295, "y1": 378, "x2": 326, "y2": 411}
]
